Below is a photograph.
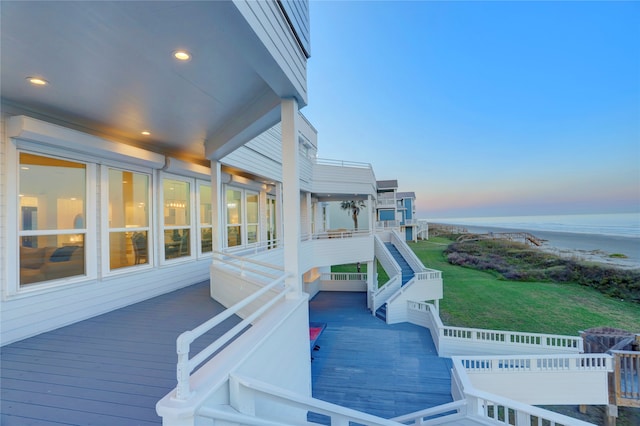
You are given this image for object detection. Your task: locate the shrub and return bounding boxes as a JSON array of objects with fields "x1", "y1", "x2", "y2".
[{"x1": 445, "y1": 240, "x2": 640, "y2": 303}]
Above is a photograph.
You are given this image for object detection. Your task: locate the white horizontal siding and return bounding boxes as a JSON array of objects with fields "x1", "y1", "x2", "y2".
[
  {"x1": 300, "y1": 236, "x2": 374, "y2": 273},
  {"x1": 467, "y1": 369, "x2": 609, "y2": 406},
  {"x1": 1, "y1": 260, "x2": 211, "y2": 345},
  {"x1": 222, "y1": 126, "x2": 283, "y2": 181},
  {"x1": 312, "y1": 164, "x2": 377, "y2": 196},
  {"x1": 236, "y1": 0, "x2": 307, "y2": 102}
]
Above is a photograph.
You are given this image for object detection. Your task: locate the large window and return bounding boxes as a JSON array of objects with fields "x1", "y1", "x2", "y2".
[
  {"x1": 163, "y1": 178, "x2": 191, "y2": 260},
  {"x1": 226, "y1": 189, "x2": 242, "y2": 247},
  {"x1": 246, "y1": 192, "x2": 259, "y2": 244},
  {"x1": 18, "y1": 153, "x2": 87, "y2": 286},
  {"x1": 198, "y1": 183, "x2": 213, "y2": 254},
  {"x1": 225, "y1": 186, "x2": 261, "y2": 248},
  {"x1": 108, "y1": 168, "x2": 150, "y2": 270}
]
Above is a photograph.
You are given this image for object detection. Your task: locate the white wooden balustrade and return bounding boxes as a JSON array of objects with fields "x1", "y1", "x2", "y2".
[{"x1": 407, "y1": 301, "x2": 584, "y2": 356}]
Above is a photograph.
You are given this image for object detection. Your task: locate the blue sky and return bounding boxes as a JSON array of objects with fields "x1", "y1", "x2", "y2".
[{"x1": 301, "y1": 1, "x2": 640, "y2": 219}]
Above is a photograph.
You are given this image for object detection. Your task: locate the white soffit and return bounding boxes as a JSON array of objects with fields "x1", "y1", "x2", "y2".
[{"x1": 7, "y1": 115, "x2": 165, "y2": 169}]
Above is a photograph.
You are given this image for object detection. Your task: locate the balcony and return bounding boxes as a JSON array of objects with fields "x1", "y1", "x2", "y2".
[{"x1": 312, "y1": 158, "x2": 377, "y2": 197}]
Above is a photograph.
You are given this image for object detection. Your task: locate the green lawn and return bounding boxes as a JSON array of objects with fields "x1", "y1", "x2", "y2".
[{"x1": 411, "y1": 238, "x2": 640, "y2": 336}]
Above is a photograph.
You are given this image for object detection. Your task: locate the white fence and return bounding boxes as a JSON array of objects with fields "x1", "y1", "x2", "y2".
[{"x1": 407, "y1": 301, "x2": 584, "y2": 357}]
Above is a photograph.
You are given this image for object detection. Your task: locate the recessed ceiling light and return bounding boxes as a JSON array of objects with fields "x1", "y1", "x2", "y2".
[
  {"x1": 173, "y1": 50, "x2": 191, "y2": 61},
  {"x1": 26, "y1": 77, "x2": 48, "y2": 86},
  {"x1": 141, "y1": 131, "x2": 151, "y2": 136}
]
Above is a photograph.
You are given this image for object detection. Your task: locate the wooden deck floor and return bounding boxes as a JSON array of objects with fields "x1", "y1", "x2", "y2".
[
  {"x1": 1, "y1": 285, "x2": 453, "y2": 425},
  {"x1": 0, "y1": 281, "x2": 239, "y2": 426},
  {"x1": 309, "y1": 291, "x2": 453, "y2": 421}
]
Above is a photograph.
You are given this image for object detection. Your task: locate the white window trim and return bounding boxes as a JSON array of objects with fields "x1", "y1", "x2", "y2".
[
  {"x1": 100, "y1": 165, "x2": 154, "y2": 276},
  {"x1": 196, "y1": 180, "x2": 214, "y2": 257},
  {"x1": 224, "y1": 184, "x2": 262, "y2": 249},
  {"x1": 159, "y1": 173, "x2": 196, "y2": 264},
  {"x1": 7, "y1": 146, "x2": 98, "y2": 298}
]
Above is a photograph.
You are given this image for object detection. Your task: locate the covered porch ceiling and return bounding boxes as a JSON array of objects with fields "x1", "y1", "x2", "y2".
[{"x1": 1, "y1": 1, "x2": 303, "y2": 163}]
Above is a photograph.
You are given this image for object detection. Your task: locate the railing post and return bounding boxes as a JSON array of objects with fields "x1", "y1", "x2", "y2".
[{"x1": 175, "y1": 332, "x2": 193, "y2": 401}]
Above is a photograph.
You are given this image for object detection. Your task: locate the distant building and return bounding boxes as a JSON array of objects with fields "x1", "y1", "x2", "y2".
[{"x1": 375, "y1": 180, "x2": 426, "y2": 241}]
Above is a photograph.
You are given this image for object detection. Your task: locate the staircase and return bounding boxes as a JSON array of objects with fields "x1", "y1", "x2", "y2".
[{"x1": 375, "y1": 243, "x2": 415, "y2": 321}]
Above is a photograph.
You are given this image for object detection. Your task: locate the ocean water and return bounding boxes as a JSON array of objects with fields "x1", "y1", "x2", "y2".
[{"x1": 431, "y1": 213, "x2": 640, "y2": 238}]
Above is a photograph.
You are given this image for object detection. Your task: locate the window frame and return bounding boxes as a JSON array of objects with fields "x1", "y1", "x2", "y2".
[
  {"x1": 196, "y1": 180, "x2": 214, "y2": 256},
  {"x1": 223, "y1": 185, "x2": 262, "y2": 249},
  {"x1": 101, "y1": 165, "x2": 154, "y2": 275},
  {"x1": 12, "y1": 148, "x2": 97, "y2": 295},
  {"x1": 159, "y1": 173, "x2": 196, "y2": 264}
]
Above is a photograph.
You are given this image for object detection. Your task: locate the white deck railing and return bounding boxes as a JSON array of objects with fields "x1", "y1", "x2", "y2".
[
  {"x1": 376, "y1": 198, "x2": 396, "y2": 207},
  {"x1": 458, "y1": 353, "x2": 611, "y2": 374},
  {"x1": 407, "y1": 301, "x2": 584, "y2": 355},
  {"x1": 321, "y1": 272, "x2": 368, "y2": 281},
  {"x1": 315, "y1": 157, "x2": 373, "y2": 169},
  {"x1": 201, "y1": 374, "x2": 403, "y2": 426},
  {"x1": 222, "y1": 239, "x2": 282, "y2": 256},
  {"x1": 174, "y1": 255, "x2": 290, "y2": 400},
  {"x1": 372, "y1": 235, "x2": 402, "y2": 313},
  {"x1": 376, "y1": 220, "x2": 400, "y2": 229},
  {"x1": 390, "y1": 230, "x2": 426, "y2": 273},
  {"x1": 311, "y1": 228, "x2": 371, "y2": 240},
  {"x1": 449, "y1": 358, "x2": 599, "y2": 426}
]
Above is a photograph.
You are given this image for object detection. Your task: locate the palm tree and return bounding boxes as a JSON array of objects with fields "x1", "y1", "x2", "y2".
[{"x1": 340, "y1": 200, "x2": 366, "y2": 230}]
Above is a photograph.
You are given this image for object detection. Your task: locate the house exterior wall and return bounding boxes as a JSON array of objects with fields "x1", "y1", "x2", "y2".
[
  {"x1": 0, "y1": 114, "x2": 215, "y2": 346},
  {"x1": 234, "y1": 0, "x2": 308, "y2": 103}
]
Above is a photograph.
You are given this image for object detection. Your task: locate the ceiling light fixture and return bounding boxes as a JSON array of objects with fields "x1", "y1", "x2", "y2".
[
  {"x1": 26, "y1": 77, "x2": 48, "y2": 86},
  {"x1": 173, "y1": 50, "x2": 191, "y2": 61},
  {"x1": 141, "y1": 131, "x2": 151, "y2": 136}
]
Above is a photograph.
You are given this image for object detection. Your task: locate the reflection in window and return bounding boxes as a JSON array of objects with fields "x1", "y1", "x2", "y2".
[
  {"x1": 164, "y1": 178, "x2": 191, "y2": 260},
  {"x1": 246, "y1": 192, "x2": 258, "y2": 244},
  {"x1": 18, "y1": 153, "x2": 86, "y2": 285},
  {"x1": 226, "y1": 189, "x2": 242, "y2": 247},
  {"x1": 199, "y1": 184, "x2": 213, "y2": 253},
  {"x1": 164, "y1": 229, "x2": 190, "y2": 260},
  {"x1": 109, "y1": 169, "x2": 150, "y2": 269}
]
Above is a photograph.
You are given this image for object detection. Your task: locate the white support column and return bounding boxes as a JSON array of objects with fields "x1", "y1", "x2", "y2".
[
  {"x1": 368, "y1": 195, "x2": 373, "y2": 233},
  {"x1": 275, "y1": 182, "x2": 283, "y2": 246},
  {"x1": 367, "y1": 260, "x2": 375, "y2": 310},
  {"x1": 210, "y1": 160, "x2": 223, "y2": 254},
  {"x1": 281, "y1": 98, "x2": 301, "y2": 296}
]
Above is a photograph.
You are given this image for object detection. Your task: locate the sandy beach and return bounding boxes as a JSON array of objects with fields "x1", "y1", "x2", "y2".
[{"x1": 457, "y1": 225, "x2": 640, "y2": 270}]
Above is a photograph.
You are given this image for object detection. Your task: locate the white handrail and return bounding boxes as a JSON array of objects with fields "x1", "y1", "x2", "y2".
[
  {"x1": 174, "y1": 273, "x2": 290, "y2": 400},
  {"x1": 223, "y1": 374, "x2": 403, "y2": 426},
  {"x1": 221, "y1": 239, "x2": 282, "y2": 256},
  {"x1": 457, "y1": 353, "x2": 612, "y2": 373},
  {"x1": 391, "y1": 400, "x2": 468, "y2": 424},
  {"x1": 315, "y1": 157, "x2": 373, "y2": 169},
  {"x1": 451, "y1": 357, "x2": 599, "y2": 426},
  {"x1": 321, "y1": 272, "x2": 368, "y2": 281},
  {"x1": 390, "y1": 230, "x2": 428, "y2": 274},
  {"x1": 313, "y1": 229, "x2": 371, "y2": 239},
  {"x1": 407, "y1": 301, "x2": 584, "y2": 353}
]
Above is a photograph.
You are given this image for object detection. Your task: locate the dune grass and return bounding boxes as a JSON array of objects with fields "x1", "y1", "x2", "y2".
[{"x1": 410, "y1": 237, "x2": 640, "y2": 336}]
